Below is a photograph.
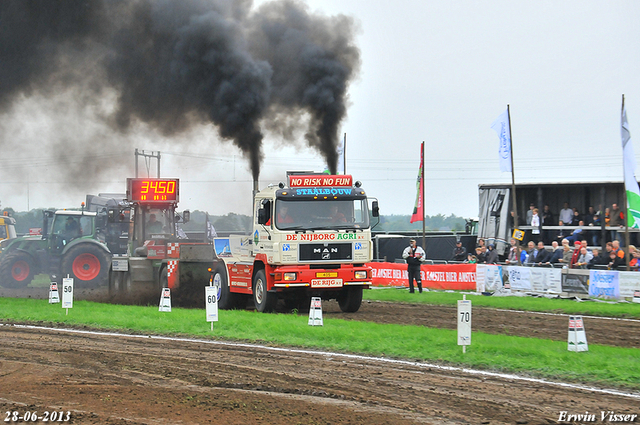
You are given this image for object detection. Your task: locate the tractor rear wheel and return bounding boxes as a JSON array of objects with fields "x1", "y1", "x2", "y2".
[
  {"x1": 62, "y1": 244, "x2": 110, "y2": 288},
  {"x1": 0, "y1": 251, "x2": 37, "y2": 288}
]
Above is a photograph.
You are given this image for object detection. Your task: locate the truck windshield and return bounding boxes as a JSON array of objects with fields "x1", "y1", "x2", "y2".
[{"x1": 275, "y1": 199, "x2": 370, "y2": 230}]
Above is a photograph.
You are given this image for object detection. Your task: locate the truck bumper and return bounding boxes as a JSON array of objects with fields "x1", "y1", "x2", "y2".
[{"x1": 270, "y1": 264, "x2": 371, "y2": 290}]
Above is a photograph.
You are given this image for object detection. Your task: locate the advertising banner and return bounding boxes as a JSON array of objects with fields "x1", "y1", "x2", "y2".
[
  {"x1": 503, "y1": 266, "x2": 532, "y2": 291},
  {"x1": 368, "y1": 262, "x2": 476, "y2": 290},
  {"x1": 618, "y1": 271, "x2": 640, "y2": 298},
  {"x1": 561, "y1": 273, "x2": 589, "y2": 296},
  {"x1": 476, "y1": 264, "x2": 503, "y2": 293},
  {"x1": 588, "y1": 270, "x2": 620, "y2": 299}
]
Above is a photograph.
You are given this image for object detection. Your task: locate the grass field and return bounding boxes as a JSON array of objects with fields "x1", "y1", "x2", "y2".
[
  {"x1": 364, "y1": 287, "x2": 640, "y2": 318},
  {"x1": 1, "y1": 296, "x2": 639, "y2": 391}
]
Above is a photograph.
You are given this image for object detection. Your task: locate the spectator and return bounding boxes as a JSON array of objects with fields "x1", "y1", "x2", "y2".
[
  {"x1": 532, "y1": 241, "x2": 550, "y2": 264},
  {"x1": 565, "y1": 221, "x2": 584, "y2": 244},
  {"x1": 522, "y1": 240, "x2": 536, "y2": 265},
  {"x1": 607, "y1": 250, "x2": 624, "y2": 270},
  {"x1": 476, "y1": 238, "x2": 486, "y2": 249},
  {"x1": 569, "y1": 240, "x2": 584, "y2": 268},
  {"x1": 629, "y1": 246, "x2": 640, "y2": 268},
  {"x1": 485, "y1": 244, "x2": 498, "y2": 264},
  {"x1": 475, "y1": 247, "x2": 486, "y2": 264},
  {"x1": 558, "y1": 239, "x2": 573, "y2": 266},
  {"x1": 466, "y1": 253, "x2": 477, "y2": 264},
  {"x1": 574, "y1": 247, "x2": 593, "y2": 269},
  {"x1": 609, "y1": 203, "x2": 624, "y2": 244},
  {"x1": 526, "y1": 203, "x2": 535, "y2": 225},
  {"x1": 559, "y1": 202, "x2": 573, "y2": 226},
  {"x1": 572, "y1": 208, "x2": 583, "y2": 225},
  {"x1": 554, "y1": 220, "x2": 569, "y2": 244},
  {"x1": 506, "y1": 238, "x2": 520, "y2": 265},
  {"x1": 542, "y1": 205, "x2": 555, "y2": 244},
  {"x1": 588, "y1": 213, "x2": 601, "y2": 246},
  {"x1": 452, "y1": 241, "x2": 467, "y2": 262},
  {"x1": 402, "y1": 239, "x2": 425, "y2": 293},
  {"x1": 548, "y1": 241, "x2": 563, "y2": 264},
  {"x1": 588, "y1": 248, "x2": 607, "y2": 269},
  {"x1": 612, "y1": 240, "x2": 625, "y2": 259},
  {"x1": 530, "y1": 208, "x2": 541, "y2": 243}
]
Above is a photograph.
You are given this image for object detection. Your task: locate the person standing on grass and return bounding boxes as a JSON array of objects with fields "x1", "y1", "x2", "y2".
[{"x1": 402, "y1": 239, "x2": 425, "y2": 293}]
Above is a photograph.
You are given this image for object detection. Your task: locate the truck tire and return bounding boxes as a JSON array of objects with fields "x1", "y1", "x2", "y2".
[
  {"x1": 214, "y1": 263, "x2": 241, "y2": 310},
  {"x1": 338, "y1": 286, "x2": 363, "y2": 313},
  {"x1": 253, "y1": 269, "x2": 277, "y2": 313},
  {"x1": 62, "y1": 244, "x2": 110, "y2": 288},
  {"x1": 0, "y1": 251, "x2": 37, "y2": 288}
]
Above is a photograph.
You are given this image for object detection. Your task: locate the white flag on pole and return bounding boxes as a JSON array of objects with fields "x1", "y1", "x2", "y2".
[
  {"x1": 622, "y1": 97, "x2": 640, "y2": 228},
  {"x1": 491, "y1": 109, "x2": 512, "y2": 173}
]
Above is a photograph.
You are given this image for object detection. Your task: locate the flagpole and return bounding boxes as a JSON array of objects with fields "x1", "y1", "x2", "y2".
[
  {"x1": 507, "y1": 105, "x2": 520, "y2": 264},
  {"x1": 422, "y1": 141, "x2": 426, "y2": 251},
  {"x1": 623, "y1": 95, "x2": 631, "y2": 270}
]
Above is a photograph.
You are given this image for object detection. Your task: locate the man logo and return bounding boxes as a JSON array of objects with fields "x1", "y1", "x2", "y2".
[{"x1": 322, "y1": 253, "x2": 330, "y2": 259}]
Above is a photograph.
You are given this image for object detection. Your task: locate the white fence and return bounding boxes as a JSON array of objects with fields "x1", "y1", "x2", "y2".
[{"x1": 476, "y1": 264, "x2": 640, "y2": 299}]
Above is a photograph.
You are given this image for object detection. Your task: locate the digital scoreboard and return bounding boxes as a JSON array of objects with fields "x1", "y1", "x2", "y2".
[{"x1": 127, "y1": 178, "x2": 179, "y2": 203}]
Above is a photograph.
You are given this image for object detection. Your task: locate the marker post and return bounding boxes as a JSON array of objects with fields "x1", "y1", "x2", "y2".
[
  {"x1": 308, "y1": 297, "x2": 323, "y2": 326},
  {"x1": 49, "y1": 283, "x2": 60, "y2": 304},
  {"x1": 61, "y1": 276, "x2": 74, "y2": 315},
  {"x1": 457, "y1": 295, "x2": 472, "y2": 353},
  {"x1": 205, "y1": 284, "x2": 219, "y2": 330},
  {"x1": 159, "y1": 288, "x2": 172, "y2": 312}
]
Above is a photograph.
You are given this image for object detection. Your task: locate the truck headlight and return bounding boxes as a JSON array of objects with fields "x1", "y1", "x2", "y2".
[
  {"x1": 354, "y1": 271, "x2": 367, "y2": 279},
  {"x1": 283, "y1": 272, "x2": 297, "y2": 281}
]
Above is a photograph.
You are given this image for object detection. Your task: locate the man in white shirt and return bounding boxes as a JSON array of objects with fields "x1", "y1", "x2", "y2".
[
  {"x1": 402, "y1": 239, "x2": 426, "y2": 293},
  {"x1": 559, "y1": 202, "x2": 573, "y2": 225}
]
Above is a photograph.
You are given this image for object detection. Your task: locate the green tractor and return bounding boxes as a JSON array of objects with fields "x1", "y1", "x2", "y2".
[{"x1": 0, "y1": 207, "x2": 111, "y2": 288}]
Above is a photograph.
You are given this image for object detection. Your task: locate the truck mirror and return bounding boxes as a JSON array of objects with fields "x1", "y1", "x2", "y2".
[
  {"x1": 258, "y1": 199, "x2": 271, "y2": 225},
  {"x1": 371, "y1": 200, "x2": 379, "y2": 217},
  {"x1": 183, "y1": 210, "x2": 190, "y2": 223}
]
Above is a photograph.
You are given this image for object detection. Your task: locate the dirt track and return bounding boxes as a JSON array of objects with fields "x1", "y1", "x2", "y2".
[{"x1": 1, "y1": 289, "x2": 640, "y2": 424}]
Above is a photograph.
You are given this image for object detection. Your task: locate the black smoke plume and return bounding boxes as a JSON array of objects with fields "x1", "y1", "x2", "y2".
[{"x1": 0, "y1": 0, "x2": 360, "y2": 179}]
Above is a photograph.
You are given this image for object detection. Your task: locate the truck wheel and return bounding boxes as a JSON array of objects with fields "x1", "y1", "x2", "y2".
[
  {"x1": 338, "y1": 286, "x2": 363, "y2": 313},
  {"x1": 214, "y1": 263, "x2": 241, "y2": 309},
  {"x1": 253, "y1": 269, "x2": 277, "y2": 313},
  {"x1": 62, "y1": 244, "x2": 110, "y2": 288},
  {"x1": 0, "y1": 251, "x2": 37, "y2": 288}
]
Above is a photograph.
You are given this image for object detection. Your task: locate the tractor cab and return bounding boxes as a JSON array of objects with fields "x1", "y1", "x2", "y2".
[{"x1": 45, "y1": 210, "x2": 99, "y2": 255}]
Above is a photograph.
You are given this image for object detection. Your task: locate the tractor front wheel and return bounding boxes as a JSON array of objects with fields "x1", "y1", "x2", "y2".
[{"x1": 0, "y1": 251, "x2": 37, "y2": 288}]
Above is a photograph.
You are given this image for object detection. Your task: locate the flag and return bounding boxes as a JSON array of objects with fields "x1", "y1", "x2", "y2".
[
  {"x1": 491, "y1": 109, "x2": 512, "y2": 173},
  {"x1": 410, "y1": 142, "x2": 424, "y2": 223},
  {"x1": 622, "y1": 96, "x2": 640, "y2": 228}
]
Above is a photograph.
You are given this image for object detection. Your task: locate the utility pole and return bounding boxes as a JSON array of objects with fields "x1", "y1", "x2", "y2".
[{"x1": 135, "y1": 149, "x2": 161, "y2": 178}]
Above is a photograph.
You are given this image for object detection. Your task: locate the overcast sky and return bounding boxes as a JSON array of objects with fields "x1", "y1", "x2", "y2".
[{"x1": 2, "y1": 0, "x2": 640, "y2": 218}]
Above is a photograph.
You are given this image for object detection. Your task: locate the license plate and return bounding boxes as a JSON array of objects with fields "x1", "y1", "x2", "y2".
[
  {"x1": 310, "y1": 278, "x2": 343, "y2": 288},
  {"x1": 315, "y1": 272, "x2": 338, "y2": 278}
]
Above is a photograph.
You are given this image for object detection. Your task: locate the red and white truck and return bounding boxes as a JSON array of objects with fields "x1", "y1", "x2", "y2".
[{"x1": 212, "y1": 173, "x2": 379, "y2": 313}]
